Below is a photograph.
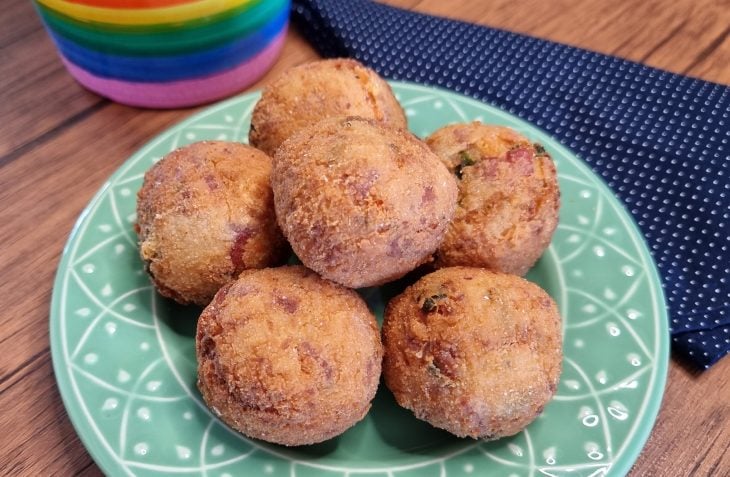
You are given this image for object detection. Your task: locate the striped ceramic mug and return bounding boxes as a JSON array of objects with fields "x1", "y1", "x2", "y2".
[{"x1": 33, "y1": 0, "x2": 290, "y2": 108}]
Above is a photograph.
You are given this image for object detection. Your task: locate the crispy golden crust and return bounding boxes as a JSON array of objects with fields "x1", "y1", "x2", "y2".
[
  {"x1": 382, "y1": 267, "x2": 562, "y2": 439},
  {"x1": 426, "y1": 123, "x2": 560, "y2": 275},
  {"x1": 135, "y1": 141, "x2": 288, "y2": 306},
  {"x1": 249, "y1": 58, "x2": 407, "y2": 156},
  {"x1": 196, "y1": 266, "x2": 383, "y2": 446},
  {"x1": 272, "y1": 117, "x2": 458, "y2": 288}
]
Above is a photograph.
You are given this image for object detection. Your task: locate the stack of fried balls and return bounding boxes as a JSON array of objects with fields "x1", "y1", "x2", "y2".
[{"x1": 135, "y1": 59, "x2": 563, "y2": 446}]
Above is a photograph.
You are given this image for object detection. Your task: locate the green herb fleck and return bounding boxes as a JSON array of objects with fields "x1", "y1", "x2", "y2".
[
  {"x1": 421, "y1": 293, "x2": 447, "y2": 312},
  {"x1": 427, "y1": 363, "x2": 441, "y2": 376},
  {"x1": 534, "y1": 143, "x2": 547, "y2": 155},
  {"x1": 455, "y1": 151, "x2": 477, "y2": 179},
  {"x1": 459, "y1": 150, "x2": 476, "y2": 166}
]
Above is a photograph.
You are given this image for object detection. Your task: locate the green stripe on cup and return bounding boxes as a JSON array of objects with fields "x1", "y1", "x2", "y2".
[
  {"x1": 34, "y1": 0, "x2": 269, "y2": 34},
  {"x1": 36, "y1": 0, "x2": 287, "y2": 56}
]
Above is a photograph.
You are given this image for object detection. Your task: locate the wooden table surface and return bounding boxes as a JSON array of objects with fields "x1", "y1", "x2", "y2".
[{"x1": 1, "y1": 0, "x2": 728, "y2": 475}]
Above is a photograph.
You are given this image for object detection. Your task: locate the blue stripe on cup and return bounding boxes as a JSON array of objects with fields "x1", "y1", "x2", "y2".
[{"x1": 48, "y1": 6, "x2": 288, "y2": 82}]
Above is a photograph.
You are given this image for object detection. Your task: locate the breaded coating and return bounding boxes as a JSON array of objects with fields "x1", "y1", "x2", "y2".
[
  {"x1": 196, "y1": 266, "x2": 383, "y2": 446},
  {"x1": 382, "y1": 267, "x2": 562, "y2": 439},
  {"x1": 136, "y1": 141, "x2": 288, "y2": 306},
  {"x1": 272, "y1": 117, "x2": 458, "y2": 288},
  {"x1": 426, "y1": 123, "x2": 560, "y2": 275},
  {"x1": 249, "y1": 58, "x2": 407, "y2": 156}
]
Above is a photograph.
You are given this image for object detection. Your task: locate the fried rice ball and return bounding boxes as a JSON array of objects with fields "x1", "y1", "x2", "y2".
[
  {"x1": 426, "y1": 123, "x2": 560, "y2": 275},
  {"x1": 382, "y1": 267, "x2": 562, "y2": 440},
  {"x1": 196, "y1": 266, "x2": 383, "y2": 446},
  {"x1": 136, "y1": 141, "x2": 288, "y2": 306},
  {"x1": 249, "y1": 58, "x2": 407, "y2": 156},
  {"x1": 272, "y1": 117, "x2": 458, "y2": 288}
]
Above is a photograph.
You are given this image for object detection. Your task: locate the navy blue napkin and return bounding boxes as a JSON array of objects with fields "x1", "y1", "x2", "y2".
[{"x1": 290, "y1": 0, "x2": 730, "y2": 368}]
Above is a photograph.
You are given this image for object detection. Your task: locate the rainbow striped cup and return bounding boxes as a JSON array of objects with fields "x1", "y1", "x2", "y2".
[{"x1": 34, "y1": 0, "x2": 290, "y2": 108}]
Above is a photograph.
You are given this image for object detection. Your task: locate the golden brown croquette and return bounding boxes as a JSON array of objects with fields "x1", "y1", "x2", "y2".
[
  {"x1": 272, "y1": 117, "x2": 458, "y2": 288},
  {"x1": 249, "y1": 58, "x2": 407, "y2": 156},
  {"x1": 196, "y1": 266, "x2": 383, "y2": 446},
  {"x1": 136, "y1": 141, "x2": 288, "y2": 306},
  {"x1": 382, "y1": 267, "x2": 562, "y2": 439},
  {"x1": 426, "y1": 123, "x2": 560, "y2": 275}
]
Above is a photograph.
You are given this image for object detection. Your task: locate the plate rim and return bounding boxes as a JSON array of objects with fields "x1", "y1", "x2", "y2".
[{"x1": 49, "y1": 80, "x2": 670, "y2": 477}]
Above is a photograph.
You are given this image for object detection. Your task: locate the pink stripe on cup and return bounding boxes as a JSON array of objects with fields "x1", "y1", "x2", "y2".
[{"x1": 61, "y1": 28, "x2": 286, "y2": 108}]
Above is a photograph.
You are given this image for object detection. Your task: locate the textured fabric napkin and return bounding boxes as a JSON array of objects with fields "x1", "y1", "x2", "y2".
[{"x1": 290, "y1": 0, "x2": 730, "y2": 368}]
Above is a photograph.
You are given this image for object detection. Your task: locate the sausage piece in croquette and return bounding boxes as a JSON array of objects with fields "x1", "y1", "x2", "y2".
[
  {"x1": 196, "y1": 266, "x2": 383, "y2": 446},
  {"x1": 382, "y1": 267, "x2": 562, "y2": 440},
  {"x1": 426, "y1": 123, "x2": 560, "y2": 276},
  {"x1": 249, "y1": 58, "x2": 407, "y2": 156},
  {"x1": 136, "y1": 141, "x2": 288, "y2": 306},
  {"x1": 272, "y1": 117, "x2": 458, "y2": 288}
]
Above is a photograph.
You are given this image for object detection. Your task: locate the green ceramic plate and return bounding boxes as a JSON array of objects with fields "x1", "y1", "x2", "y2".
[{"x1": 50, "y1": 82, "x2": 669, "y2": 477}]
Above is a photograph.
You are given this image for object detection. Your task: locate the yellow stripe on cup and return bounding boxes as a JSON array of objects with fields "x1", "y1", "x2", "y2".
[{"x1": 37, "y1": 0, "x2": 257, "y2": 26}]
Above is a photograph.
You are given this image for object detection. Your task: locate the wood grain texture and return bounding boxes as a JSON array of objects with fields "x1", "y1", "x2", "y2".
[
  {"x1": 0, "y1": 0, "x2": 105, "y2": 160},
  {"x1": 0, "y1": 351, "x2": 97, "y2": 476},
  {"x1": 0, "y1": 0, "x2": 728, "y2": 475}
]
